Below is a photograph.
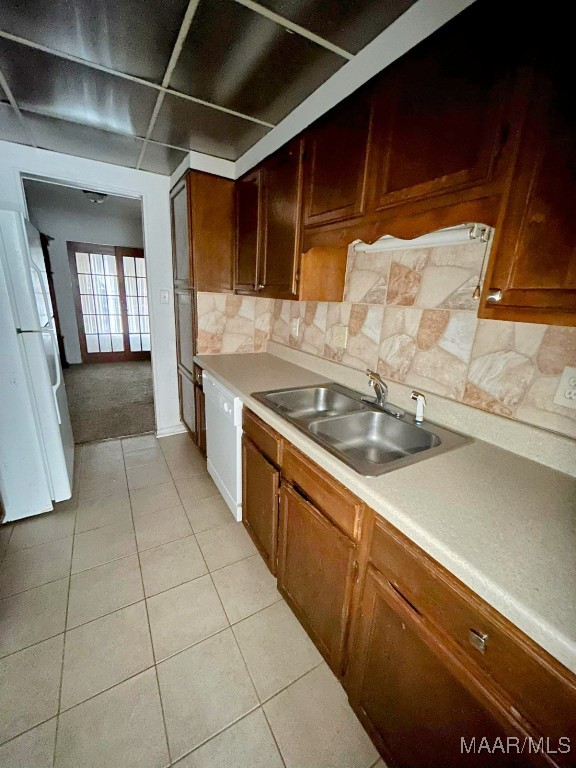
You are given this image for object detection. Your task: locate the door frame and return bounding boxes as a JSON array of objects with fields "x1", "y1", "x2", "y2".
[{"x1": 67, "y1": 240, "x2": 151, "y2": 363}]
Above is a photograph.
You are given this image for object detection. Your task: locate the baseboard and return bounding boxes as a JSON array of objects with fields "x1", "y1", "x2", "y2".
[{"x1": 156, "y1": 423, "x2": 187, "y2": 438}]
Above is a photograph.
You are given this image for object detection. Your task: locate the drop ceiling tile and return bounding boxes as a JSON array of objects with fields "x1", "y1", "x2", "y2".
[
  {"x1": 255, "y1": 0, "x2": 418, "y2": 55},
  {"x1": 0, "y1": 0, "x2": 189, "y2": 83},
  {"x1": 139, "y1": 143, "x2": 188, "y2": 176},
  {"x1": 23, "y1": 111, "x2": 143, "y2": 168},
  {"x1": 151, "y1": 93, "x2": 270, "y2": 161},
  {"x1": 0, "y1": 37, "x2": 157, "y2": 137},
  {"x1": 0, "y1": 101, "x2": 32, "y2": 146},
  {"x1": 169, "y1": 0, "x2": 345, "y2": 124}
]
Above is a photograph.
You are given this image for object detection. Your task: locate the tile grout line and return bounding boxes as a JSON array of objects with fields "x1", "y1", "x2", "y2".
[
  {"x1": 53, "y1": 441, "x2": 85, "y2": 768},
  {"x1": 123, "y1": 442, "x2": 174, "y2": 767}
]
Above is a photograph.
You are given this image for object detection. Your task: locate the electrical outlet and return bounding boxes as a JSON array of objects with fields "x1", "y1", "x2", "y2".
[
  {"x1": 332, "y1": 324, "x2": 348, "y2": 349},
  {"x1": 290, "y1": 317, "x2": 301, "y2": 337},
  {"x1": 553, "y1": 366, "x2": 576, "y2": 410}
]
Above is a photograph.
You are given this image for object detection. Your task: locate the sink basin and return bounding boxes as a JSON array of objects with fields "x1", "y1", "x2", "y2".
[
  {"x1": 252, "y1": 382, "x2": 471, "y2": 476},
  {"x1": 263, "y1": 386, "x2": 365, "y2": 419},
  {"x1": 309, "y1": 411, "x2": 441, "y2": 469}
]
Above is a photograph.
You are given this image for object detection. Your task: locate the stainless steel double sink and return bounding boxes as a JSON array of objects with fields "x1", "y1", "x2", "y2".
[{"x1": 252, "y1": 383, "x2": 471, "y2": 477}]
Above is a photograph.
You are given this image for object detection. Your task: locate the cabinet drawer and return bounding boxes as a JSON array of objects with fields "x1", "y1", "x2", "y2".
[
  {"x1": 369, "y1": 516, "x2": 576, "y2": 764},
  {"x1": 243, "y1": 409, "x2": 283, "y2": 466},
  {"x1": 282, "y1": 444, "x2": 363, "y2": 541}
]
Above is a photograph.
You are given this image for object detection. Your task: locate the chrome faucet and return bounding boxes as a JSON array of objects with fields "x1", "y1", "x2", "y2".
[
  {"x1": 365, "y1": 369, "x2": 388, "y2": 406},
  {"x1": 364, "y1": 370, "x2": 405, "y2": 418}
]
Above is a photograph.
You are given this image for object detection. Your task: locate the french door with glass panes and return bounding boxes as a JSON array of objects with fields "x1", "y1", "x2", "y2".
[{"x1": 68, "y1": 241, "x2": 151, "y2": 362}]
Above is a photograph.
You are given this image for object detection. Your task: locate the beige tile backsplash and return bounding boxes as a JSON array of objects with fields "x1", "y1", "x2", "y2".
[{"x1": 197, "y1": 241, "x2": 576, "y2": 440}]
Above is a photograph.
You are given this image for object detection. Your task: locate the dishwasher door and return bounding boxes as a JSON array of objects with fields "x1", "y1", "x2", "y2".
[{"x1": 203, "y1": 371, "x2": 243, "y2": 520}]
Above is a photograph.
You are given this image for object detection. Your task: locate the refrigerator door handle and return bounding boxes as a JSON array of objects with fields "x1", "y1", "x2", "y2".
[
  {"x1": 44, "y1": 327, "x2": 62, "y2": 424},
  {"x1": 29, "y1": 257, "x2": 52, "y2": 327}
]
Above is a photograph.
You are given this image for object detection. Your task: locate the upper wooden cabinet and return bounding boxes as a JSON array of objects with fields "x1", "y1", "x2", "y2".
[
  {"x1": 235, "y1": 168, "x2": 263, "y2": 294},
  {"x1": 480, "y1": 72, "x2": 576, "y2": 325},
  {"x1": 302, "y1": 90, "x2": 372, "y2": 228},
  {"x1": 170, "y1": 170, "x2": 234, "y2": 292}
]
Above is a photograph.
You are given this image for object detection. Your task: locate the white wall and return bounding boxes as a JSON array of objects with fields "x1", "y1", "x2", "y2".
[
  {"x1": 25, "y1": 183, "x2": 144, "y2": 364},
  {"x1": 0, "y1": 140, "x2": 183, "y2": 437}
]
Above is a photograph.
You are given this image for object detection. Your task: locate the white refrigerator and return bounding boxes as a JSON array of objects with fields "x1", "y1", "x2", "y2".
[{"x1": 0, "y1": 208, "x2": 74, "y2": 522}]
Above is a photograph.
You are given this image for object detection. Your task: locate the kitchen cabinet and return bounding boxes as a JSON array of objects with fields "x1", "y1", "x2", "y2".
[
  {"x1": 174, "y1": 289, "x2": 195, "y2": 376},
  {"x1": 170, "y1": 170, "x2": 234, "y2": 292},
  {"x1": 479, "y1": 72, "x2": 576, "y2": 325},
  {"x1": 178, "y1": 366, "x2": 196, "y2": 438},
  {"x1": 242, "y1": 436, "x2": 279, "y2": 573},
  {"x1": 302, "y1": 89, "x2": 372, "y2": 228},
  {"x1": 235, "y1": 169, "x2": 263, "y2": 294},
  {"x1": 193, "y1": 363, "x2": 206, "y2": 456},
  {"x1": 278, "y1": 483, "x2": 358, "y2": 676}
]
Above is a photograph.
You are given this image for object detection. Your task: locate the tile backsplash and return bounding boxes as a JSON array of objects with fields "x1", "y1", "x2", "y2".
[{"x1": 197, "y1": 242, "x2": 576, "y2": 440}]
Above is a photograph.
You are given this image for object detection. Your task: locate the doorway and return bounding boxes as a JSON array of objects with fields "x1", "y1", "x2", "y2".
[{"x1": 24, "y1": 180, "x2": 156, "y2": 443}]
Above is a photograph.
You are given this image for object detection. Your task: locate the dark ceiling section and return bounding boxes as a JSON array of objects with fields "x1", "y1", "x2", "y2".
[
  {"x1": 0, "y1": 101, "x2": 31, "y2": 145},
  {"x1": 0, "y1": 0, "x2": 189, "y2": 83},
  {"x1": 152, "y1": 92, "x2": 270, "y2": 160},
  {"x1": 0, "y1": 37, "x2": 157, "y2": 138},
  {"x1": 139, "y1": 142, "x2": 189, "y2": 176},
  {"x1": 170, "y1": 0, "x2": 344, "y2": 124},
  {"x1": 255, "y1": 0, "x2": 419, "y2": 54}
]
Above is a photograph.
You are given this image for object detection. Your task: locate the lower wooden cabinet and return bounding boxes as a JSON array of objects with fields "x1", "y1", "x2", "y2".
[
  {"x1": 242, "y1": 435, "x2": 279, "y2": 574},
  {"x1": 191, "y1": 363, "x2": 206, "y2": 456},
  {"x1": 348, "y1": 566, "x2": 540, "y2": 768},
  {"x1": 277, "y1": 483, "x2": 357, "y2": 677},
  {"x1": 178, "y1": 367, "x2": 196, "y2": 438}
]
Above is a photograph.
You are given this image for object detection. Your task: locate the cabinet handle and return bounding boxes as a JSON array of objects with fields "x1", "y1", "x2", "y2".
[
  {"x1": 486, "y1": 289, "x2": 502, "y2": 303},
  {"x1": 468, "y1": 628, "x2": 489, "y2": 653}
]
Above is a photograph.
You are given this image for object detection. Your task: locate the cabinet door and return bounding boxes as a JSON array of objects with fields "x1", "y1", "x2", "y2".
[
  {"x1": 302, "y1": 91, "x2": 372, "y2": 227},
  {"x1": 190, "y1": 172, "x2": 235, "y2": 293},
  {"x1": 278, "y1": 484, "x2": 357, "y2": 675},
  {"x1": 368, "y1": 22, "x2": 509, "y2": 211},
  {"x1": 194, "y1": 384, "x2": 206, "y2": 456},
  {"x1": 235, "y1": 170, "x2": 262, "y2": 294},
  {"x1": 349, "y1": 567, "x2": 538, "y2": 768},
  {"x1": 242, "y1": 436, "x2": 279, "y2": 574},
  {"x1": 174, "y1": 289, "x2": 195, "y2": 375},
  {"x1": 480, "y1": 75, "x2": 576, "y2": 325},
  {"x1": 171, "y1": 177, "x2": 192, "y2": 286},
  {"x1": 178, "y1": 367, "x2": 196, "y2": 438},
  {"x1": 261, "y1": 139, "x2": 303, "y2": 299}
]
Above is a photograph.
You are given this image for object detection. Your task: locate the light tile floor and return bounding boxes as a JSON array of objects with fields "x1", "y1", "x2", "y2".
[{"x1": 0, "y1": 432, "x2": 381, "y2": 768}]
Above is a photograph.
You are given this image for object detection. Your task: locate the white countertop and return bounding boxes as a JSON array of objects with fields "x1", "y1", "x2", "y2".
[{"x1": 195, "y1": 352, "x2": 576, "y2": 675}]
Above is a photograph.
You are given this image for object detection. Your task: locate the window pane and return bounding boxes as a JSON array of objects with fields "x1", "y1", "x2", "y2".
[
  {"x1": 93, "y1": 275, "x2": 107, "y2": 296},
  {"x1": 141, "y1": 333, "x2": 150, "y2": 351},
  {"x1": 111, "y1": 334, "x2": 124, "y2": 352},
  {"x1": 78, "y1": 274, "x2": 93, "y2": 294},
  {"x1": 140, "y1": 315, "x2": 149, "y2": 333},
  {"x1": 125, "y1": 276, "x2": 137, "y2": 296},
  {"x1": 86, "y1": 334, "x2": 99, "y2": 353},
  {"x1": 75, "y1": 252, "x2": 90, "y2": 273},
  {"x1": 109, "y1": 315, "x2": 123, "y2": 334},
  {"x1": 95, "y1": 295, "x2": 109, "y2": 315},
  {"x1": 99, "y1": 334, "x2": 112, "y2": 352},
  {"x1": 97, "y1": 315, "x2": 110, "y2": 333},
  {"x1": 129, "y1": 333, "x2": 141, "y2": 351},
  {"x1": 128, "y1": 315, "x2": 140, "y2": 333},
  {"x1": 135, "y1": 258, "x2": 146, "y2": 277},
  {"x1": 83, "y1": 315, "x2": 98, "y2": 334},
  {"x1": 81, "y1": 294, "x2": 95, "y2": 314},
  {"x1": 90, "y1": 253, "x2": 104, "y2": 274},
  {"x1": 138, "y1": 296, "x2": 148, "y2": 315},
  {"x1": 137, "y1": 277, "x2": 147, "y2": 297},
  {"x1": 105, "y1": 275, "x2": 119, "y2": 295},
  {"x1": 123, "y1": 256, "x2": 135, "y2": 276},
  {"x1": 108, "y1": 296, "x2": 121, "y2": 315},
  {"x1": 103, "y1": 254, "x2": 117, "y2": 275},
  {"x1": 127, "y1": 297, "x2": 139, "y2": 315}
]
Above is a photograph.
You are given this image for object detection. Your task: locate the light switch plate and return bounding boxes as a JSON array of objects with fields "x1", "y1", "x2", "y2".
[
  {"x1": 553, "y1": 366, "x2": 576, "y2": 410},
  {"x1": 333, "y1": 324, "x2": 348, "y2": 349},
  {"x1": 160, "y1": 290, "x2": 170, "y2": 304},
  {"x1": 290, "y1": 317, "x2": 301, "y2": 337}
]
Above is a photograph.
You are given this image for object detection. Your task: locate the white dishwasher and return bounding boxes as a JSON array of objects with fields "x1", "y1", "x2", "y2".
[{"x1": 203, "y1": 371, "x2": 243, "y2": 521}]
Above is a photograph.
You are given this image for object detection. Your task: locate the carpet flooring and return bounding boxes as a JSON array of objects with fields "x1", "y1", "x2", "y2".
[{"x1": 63, "y1": 361, "x2": 155, "y2": 443}]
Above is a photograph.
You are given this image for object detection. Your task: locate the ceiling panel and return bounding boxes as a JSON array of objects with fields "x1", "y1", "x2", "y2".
[
  {"x1": 0, "y1": 101, "x2": 31, "y2": 146},
  {"x1": 170, "y1": 0, "x2": 345, "y2": 124},
  {"x1": 151, "y1": 92, "x2": 270, "y2": 160},
  {"x1": 139, "y1": 142, "x2": 188, "y2": 176},
  {"x1": 23, "y1": 111, "x2": 143, "y2": 168},
  {"x1": 0, "y1": 0, "x2": 189, "y2": 83},
  {"x1": 254, "y1": 0, "x2": 418, "y2": 55},
  {"x1": 0, "y1": 37, "x2": 157, "y2": 137}
]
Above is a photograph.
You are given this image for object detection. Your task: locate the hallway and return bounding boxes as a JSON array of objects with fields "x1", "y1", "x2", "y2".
[
  {"x1": 64, "y1": 361, "x2": 155, "y2": 443},
  {"x1": 0, "y1": 432, "x2": 379, "y2": 768}
]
